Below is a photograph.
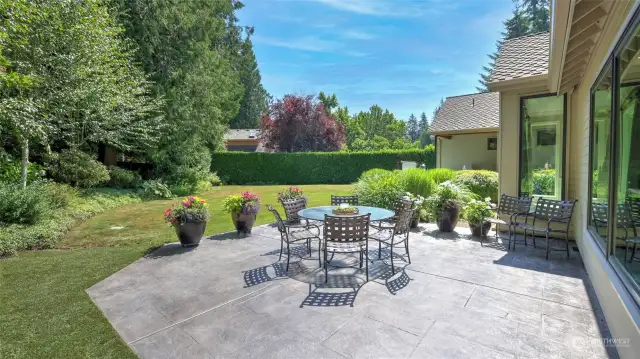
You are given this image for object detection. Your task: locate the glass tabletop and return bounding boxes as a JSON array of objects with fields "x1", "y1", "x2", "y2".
[{"x1": 298, "y1": 206, "x2": 395, "y2": 222}]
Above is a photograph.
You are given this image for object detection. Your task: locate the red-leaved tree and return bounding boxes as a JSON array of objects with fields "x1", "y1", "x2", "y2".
[{"x1": 260, "y1": 94, "x2": 345, "y2": 152}]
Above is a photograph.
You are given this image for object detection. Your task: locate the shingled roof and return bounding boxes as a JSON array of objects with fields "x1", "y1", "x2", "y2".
[
  {"x1": 490, "y1": 32, "x2": 550, "y2": 82},
  {"x1": 429, "y1": 92, "x2": 499, "y2": 134}
]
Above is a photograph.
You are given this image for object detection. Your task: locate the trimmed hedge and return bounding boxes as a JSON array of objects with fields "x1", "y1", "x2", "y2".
[{"x1": 212, "y1": 149, "x2": 435, "y2": 185}]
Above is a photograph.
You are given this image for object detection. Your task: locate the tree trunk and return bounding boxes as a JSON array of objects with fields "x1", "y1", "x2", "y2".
[{"x1": 21, "y1": 139, "x2": 29, "y2": 189}]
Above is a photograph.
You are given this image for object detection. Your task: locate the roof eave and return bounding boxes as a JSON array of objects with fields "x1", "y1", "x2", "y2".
[
  {"x1": 487, "y1": 73, "x2": 549, "y2": 93},
  {"x1": 548, "y1": 0, "x2": 575, "y2": 93},
  {"x1": 429, "y1": 127, "x2": 499, "y2": 136}
]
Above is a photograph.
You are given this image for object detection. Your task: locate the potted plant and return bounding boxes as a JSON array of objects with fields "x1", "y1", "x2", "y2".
[
  {"x1": 401, "y1": 192, "x2": 425, "y2": 228},
  {"x1": 277, "y1": 186, "x2": 305, "y2": 203},
  {"x1": 164, "y1": 196, "x2": 210, "y2": 247},
  {"x1": 465, "y1": 197, "x2": 496, "y2": 237},
  {"x1": 223, "y1": 191, "x2": 260, "y2": 235},
  {"x1": 425, "y1": 181, "x2": 473, "y2": 232}
]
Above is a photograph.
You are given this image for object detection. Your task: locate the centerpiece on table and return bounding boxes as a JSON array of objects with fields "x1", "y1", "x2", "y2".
[
  {"x1": 164, "y1": 196, "x2": 210, "y2": 247},
  {"x1": 465, "y1": 197, "x2": 496, "y2": 237},
  {"x1": 223, "y1": 191, "x2": 260, "y2": 236},
  {"x1": 332, "y1": 203, "x2": 359, "y2": 215}
]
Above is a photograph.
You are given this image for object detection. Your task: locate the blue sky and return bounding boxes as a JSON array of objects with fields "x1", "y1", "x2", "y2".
[{"x1": 237, "y1": 0, "x2": 513, "y2": 122}]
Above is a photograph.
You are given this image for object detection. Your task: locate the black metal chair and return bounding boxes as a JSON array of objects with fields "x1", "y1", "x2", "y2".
[
  {"x1": 267, "y1": 205, "x2": 321, "y2": 271},
  {"x1": 592, "y1": 203, "x2": 640, "y2": 263},
  {"x1": 370, "y1": 197, "x2": 413, "y2": 231},
  {"x1": 280, "y1": 197, "x2": 322, "y2": 228},
  {"x1": 323, "y1": 213, "x2": 371, "y2": 282},
  {"x1": 369, "y1": 207, "x2": 414, "y2": 275},
  {"x1": 485, "y1": 194, "x2": 532, "y2": 246},
  {"x1": 331, "y1": 195, "x2": 359, "y2": 206},
  {"x1": 512, "y1": 198, "x2": 577, "y2": 259}
]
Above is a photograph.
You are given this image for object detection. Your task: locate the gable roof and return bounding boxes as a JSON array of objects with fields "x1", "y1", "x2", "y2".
[
  {"x1": 224, "y1": 129, "x2": 260, "y2": 141},
  {"x1": 429, "y1": 92, "x2": 499, "y2": 134},
  {"x1": 490, "y1": 32, "x2": 550, "y2": 83}
]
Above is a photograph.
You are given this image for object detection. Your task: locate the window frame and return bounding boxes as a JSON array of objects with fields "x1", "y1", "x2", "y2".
[{"x1": 518, "y1": 93, "x2": 568, "y2": 199}]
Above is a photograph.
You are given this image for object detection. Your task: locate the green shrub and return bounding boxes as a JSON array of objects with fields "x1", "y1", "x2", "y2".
[
  {"x1": 42, "y1": 182, "x2": 78, "y2": 209},
  {"x1": 107, "y1": 166, "x2": 142, "y2": 189},
  {"x1": 454, "y1": 170, "x2": 499, "y2": 202},
  {"x1": 207, "y1": 172, "x2": 222, "y2": 186},
  {"x1": 48, "y1": 149, "x2": 110, "y2": 187},
  {"x1": 211, "y1": 149, "x2": 435, "y2": 185},
  {"x1": 533, "y1": 169, "x2": 555, "y2": 196},
  {"x1": 359, "y1": 168, "x2": 392, "y2": 182},
  {"x1": 153, "y1": 143, "x2": 211, "y2": 187},
  {"x1": 424, "y1": 181, "x2": 476, "y2": 219},
  {"x1": 399, "y1": 168, "x2": 436, "y2": 197},
  {"x1": 424, "y1": 168, "x2": 456, "y2": 185},
  {"x1": 0, "y1": 153, "x2": 45, "y2": 184},
  {"x1": 353, "y1": 170, "x2": 404, "y2": 210},
  {"x1": 139, "y1": 180, "x2": 173, "y2": 199},
  {"x1": 0, "y1": 181, "x2": 53, "y2": 225}
]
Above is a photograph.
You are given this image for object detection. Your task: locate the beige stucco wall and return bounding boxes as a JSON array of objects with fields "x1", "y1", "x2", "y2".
[
  {"x1": 497, "y1": 3, "x2": 640, "y2": 357},
  {"x1": 436, "y1": 132, "x2": 498, "y2": 171}
]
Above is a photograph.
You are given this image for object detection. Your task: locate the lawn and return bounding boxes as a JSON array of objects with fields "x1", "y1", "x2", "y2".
[{"x1": 0, "y1": 185, "x2": 353, "y2": 359}]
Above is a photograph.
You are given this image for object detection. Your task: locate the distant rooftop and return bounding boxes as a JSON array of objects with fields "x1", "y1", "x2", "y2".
[
  {"x1": 429, "y1": 92, "x2": 499, "y2": 134},
  {"x1": 224, "y1": 129, "x2": 260, "y2": 141},
  {"x1": 490, "y1": 32, "x2": 550, "y2": 83}
]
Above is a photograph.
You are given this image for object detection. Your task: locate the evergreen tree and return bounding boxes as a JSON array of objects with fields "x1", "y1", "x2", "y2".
[
  {"x1": 418, "y1": 111, "x2": 433, "y2": 147},
  {"x1": 230, "y1": 30, "x2": 270, "y2": 129},
  {"x1": 524, "y1": 0, "x2": 550, "y2": 33},
  {"x1": 502, "y1": 0, "x2": 530, "y2": 39},
  {"x1": 407, "y1": 113, "x2": 419, "y2": 142},
  {"x1": 419, "y1": 112, "x2": 429, "y2": 133}
]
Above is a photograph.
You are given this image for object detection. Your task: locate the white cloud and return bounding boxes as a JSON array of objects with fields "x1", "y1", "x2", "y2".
[
  {"x1": 313, "y1": 0, "x2": 422, "y2": 17},
  {"x1": 254, "y1": 35, "x2": 341, "y2": 53},
  {"x1": 343, "y1": 30, "x2": 376, "y2": 40}
]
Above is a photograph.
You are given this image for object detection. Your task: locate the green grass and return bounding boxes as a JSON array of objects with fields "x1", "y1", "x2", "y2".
[{"x1": 0, "y1": 185, "x2": 353, "y2": 359}]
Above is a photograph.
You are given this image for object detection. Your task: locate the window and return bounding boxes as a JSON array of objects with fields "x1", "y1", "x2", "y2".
[
  {"x1": 519, "y1": 95, "x2": 566, "y2": 199},
  {"x1": 589, "y1": 64, "x2": 613, "y2": 250}
]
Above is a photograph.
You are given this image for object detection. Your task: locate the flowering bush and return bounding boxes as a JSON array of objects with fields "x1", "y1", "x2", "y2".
[
  {"x1": 277, "y1": 186, "x2": 304, "y2": 203},
  {"x1": 464, "y1": 197, "x2": 496, "y2": 225},
  {"x1": 424, "y1": 181, "x2": 476, "y2": 218},
  {"x1": 164, "y1": 196, "x2": 210, "y2": 225},
  {"x1": 401, "y1": 192, "x2": 427, "y2": 220},
  {"x1": 222, "y1": 191, "x2": 260, "y2": 215}
]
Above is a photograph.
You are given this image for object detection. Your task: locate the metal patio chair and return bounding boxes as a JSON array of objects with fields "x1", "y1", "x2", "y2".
[
  {"x1": 268, "y1": 205, "x2": 321, "y2": 271},
  {"x1": 485, "y1": 194, "x2": 532, "y2": 246},
  {"x1": 369, "y1": 207, "x2": 414, "y2": 275},
  {"x1": 330, "y1": 195, "x2": 359, "y2": 206},
  {"x1": 323, "y1": 213, "x2": 371, "y2": 282},
  {"x1": 280, "y1": 197, "x2": 322, "y2": 228},
  {"x1": 370, "y1": 197, "x2": 413, "y2": 231},
  {"x1": 592, "y1": 203, "x2": 640, "y2": 263},
  {"x1": 511, "y1": 198, "x2": 577, "y2": 259}
]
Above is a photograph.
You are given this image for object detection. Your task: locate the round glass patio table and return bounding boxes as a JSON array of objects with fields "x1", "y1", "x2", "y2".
[{"x1": 297, "y1": 206, "x2": 394, "y2": 222}]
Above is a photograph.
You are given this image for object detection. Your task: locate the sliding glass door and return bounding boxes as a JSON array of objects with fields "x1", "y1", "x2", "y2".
[{"x1": 519, "y1": 94, "x2": 566, "y2": 199}]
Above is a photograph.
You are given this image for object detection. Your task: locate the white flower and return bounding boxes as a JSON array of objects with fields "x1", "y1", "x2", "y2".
[{"x1": 485, "y1": 197, "x2": 491, "y2": 202}]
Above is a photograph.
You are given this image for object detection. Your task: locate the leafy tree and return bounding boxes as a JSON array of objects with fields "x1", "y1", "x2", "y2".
[
  {"x1": 353, "y1": 105, "x2": 406, "y2": 142},
  {"x1": 230, "y1": 30, "x2": 270, "y2": 129},
  {"x1": 260, "y1": 94, "x2": 345, "y2": 152},
  {"x1": 407, "y1": 113, "x2": 419, "y2": 142},
  {"x1": 1, "y1": 0, "x2": 163, "y2": 186},
  {"x1": 113, "y1": 0, "x2": 244, "y2": 151},
  {"x1": 319, "y1": 92, "x2": 339, "y2": 114}
]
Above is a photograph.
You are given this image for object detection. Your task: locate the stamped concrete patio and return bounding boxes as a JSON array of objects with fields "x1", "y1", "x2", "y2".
[{"x1": 88, "y1": 224, "x2": 618, "y2": 359}]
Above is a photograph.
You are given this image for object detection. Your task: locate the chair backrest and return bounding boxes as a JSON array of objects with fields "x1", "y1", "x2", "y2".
[
  {"x1": 331, "y1": 195, "x2": 359, "y2": 206},
  {"x1": 629, "y1": 197, "x2": 640, "y2": 225},
  {"x1": 533, "y1": 198, "x2": 577, "y2": 223},
  {"x1": 393, "y1": 197, "x2": 414, "y2": 215},
  {"x1": 496, "y1": 194, "x2": 532, "y2": 216},
  {"x1": 591, "y1": 203, "x2": 638, "y2": 236},
  {"x1": 267, "y1": 205, "x2": 286, "y2": 233},
  {"x1": 520, "y1": 192, "x2": 530, "y2": 198},
  {"x1": 393, "y1": 208, "x2": 415, "y2": 235},
  {"x1": 324, "y1": 213, "x2": 370, "y2": 243},
  {"x1": 281, "y1": 197, "x2": 306, "y2": 222}
]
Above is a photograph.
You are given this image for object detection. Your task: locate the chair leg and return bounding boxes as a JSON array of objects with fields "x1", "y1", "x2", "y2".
[
  {"x1": 545, "y1": 232, "x2": 550, "y2": 260},
  {"x1": 359, "y1": 250, "x2": 363, "y2": 268},
  {"x1": 318, "y1": 238, "x2": 322, "y2": 268},
  {"x1": 565, "y1": 236, "x2": 570, "y2": 258},
  {"x1": 279, "y1": 238, "x2": 283, "y2": 261},
  {"x1": 307, "y1": 238, "x2": 311, "y2": 256},
  {"x1": 533, "y1": 235, "x2": 537, "y2": 248},
  {"x1": 378, "y1": 240, "x2": 382, "y2": 259},
  {"x1": 324, "y1": 249, "x2": 328, "y2": 283},
  {"x1": 286, "y1": 242, "x2": 291, "y2": 272},
  {"x1": 632, "y1": 243, "x2": 638, "y2": 262},
  {"x1": 365, "y1": 248, "x2": 369, "y2": 282},
  {"x1": 405, "y1": 235, "x2": 411, "y2": 264},
  {"x1": 390, "y1": 241, "x2": 395, "y2": 275},
  {"x1": 625, "y1": 243, "x2": 630, "y2": 264}
]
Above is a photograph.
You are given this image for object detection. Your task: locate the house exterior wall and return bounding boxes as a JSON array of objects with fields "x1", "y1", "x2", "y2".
[
  {"x1": 436, "y1": 132, "x2": 498, "y2": 171},
  {"x1": 497, "y1": 3, "x2": 640, "y2": 357}
]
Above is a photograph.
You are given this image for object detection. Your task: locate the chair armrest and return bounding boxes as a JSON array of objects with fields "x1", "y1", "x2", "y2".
[
  {"x1": 546, "y1": 216, "x2": 573, "y2": 230},
  {"x1": 512, "y1": 212, "x2": 533, "y2": 224}
]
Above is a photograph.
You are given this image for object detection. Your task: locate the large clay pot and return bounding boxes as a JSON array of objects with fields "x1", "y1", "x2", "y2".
[
  {"x1": 470, "y1": 222, "x2": 492, "y2": 237},
  {"x1": 174, "y1": 221, "x2": 206, "y2": 247},
  {"x1": 231, "y1": 212, "x2": 257, "y2": 235},
  {"x1": 436, "y1": 205, "x2": 459, "y2": 232}
]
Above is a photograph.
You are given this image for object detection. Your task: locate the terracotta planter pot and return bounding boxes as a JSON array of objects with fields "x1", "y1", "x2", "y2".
[
  {"x1": 436, "y1": 205, "x2": 459, "y2": 232},
  {"x1": 174, "y1": 221, "x2": 206, "y2": 247},
  {"x1": 470, "y1": 222, "x2": 492, "y2": 237},
  {"x1": 231, "y1": 212, "x2": 257, "y2": 235}
]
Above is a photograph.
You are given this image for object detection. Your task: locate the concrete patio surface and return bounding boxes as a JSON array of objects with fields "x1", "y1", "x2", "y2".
[{"x1": 88, "y1": 223, "x2": 619, "y2": 359}]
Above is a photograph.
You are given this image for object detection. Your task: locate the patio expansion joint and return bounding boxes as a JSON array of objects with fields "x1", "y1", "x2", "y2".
[
  {"x1": 125, "y1": 282, "x2": 281, "y2": 345},
  {"x1": 405, "y1": 266, "x2": 590, "y2": 311}
]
